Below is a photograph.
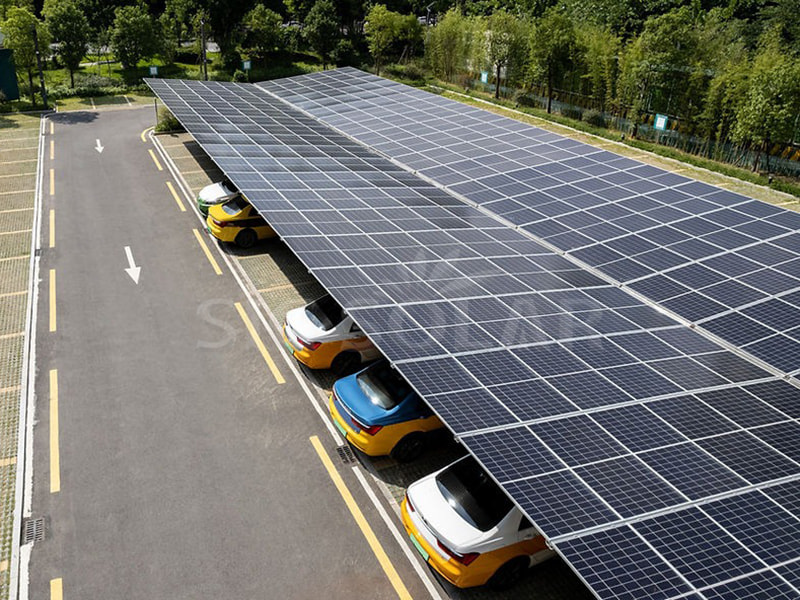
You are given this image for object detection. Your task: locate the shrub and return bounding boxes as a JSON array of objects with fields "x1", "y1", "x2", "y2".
[
  {"x1": 155, "y1": 106, "x2": 183, "y2": 132},
  {"x1": 561, "y1": 106, "x2": 583, "y2": 120},
  {"x1": 583, "y1": 109, "x2": 608, "y2": 128},
  {"x1": 232, "y1": 69, "x2": 248, "y2": 82}
]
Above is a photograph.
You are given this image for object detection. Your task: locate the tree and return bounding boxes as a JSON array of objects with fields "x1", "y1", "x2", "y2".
[
  {"x1": 426, "y1": 8, "x2": 470, "y2": 81},
  {"x1": 242, "y1": 4, "x2": 284, "y2": 60},
  {"x1": 74, "y1": 0, "x2": 133, "y2": 34},
  {"x1": 44, "y1": 0, "x2": 91, "y2": 88},
  {"x1": 733, "y1": 32, "x2": 800, "y2": 171},
  {"x1": 364, "y1": 5, "x2": 422, "y2": 75},
  {"x1": 305, "y1": 0, "x2": 341, "y2": 69},
  {"x1": 485, "y1": 9, "x2": 528, "y2": 99},
  {"x1": 163, "y1": 0, "x2": 198, "y2": 47},
  {"x1": 1, "y1": 6, "x2": 51, "y2": 105},
  {"x1": 575, "y1": 23, "x2": 619, "y2": 112},
  {"x1": 204, "y1": 0, "x2": 260, "y2": 71},
  {"x1": 111, "y1": 3, "x2": 160, "y2": 70}
]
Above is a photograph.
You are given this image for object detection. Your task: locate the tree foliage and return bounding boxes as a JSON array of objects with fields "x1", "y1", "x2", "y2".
[
  {"x1": 242, "y1": 4, "x2": 284, "y2": 59},
  {"x1": 111, "y1": 3, "x2": 160, "y2": 70},
  {"x1": 484, "y1": 10, "x2": 528, "y2": 98},
  {"x1": 44, "y1": 0, "x2": 91, "y2": 88},
  {"x1": 304, "y1": 0, "x2": 341, "y2": 69},
  {"x1": 1, "y1": 6, "x2": 51, "y2": 104},
  {"x1": 364, "y1": 4, "x2": 422, "y2": 75},
  {"x1": 528, "y1": 7, "x2": 576, "y2": 110}
]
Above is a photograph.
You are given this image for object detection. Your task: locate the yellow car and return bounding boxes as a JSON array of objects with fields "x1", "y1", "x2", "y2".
[
  {"x1": 282, "y1": 294, "x2": 380, "y2": 373},
  {"x1": 206, "y1": 196, "x2": 275, "y2": 248}
]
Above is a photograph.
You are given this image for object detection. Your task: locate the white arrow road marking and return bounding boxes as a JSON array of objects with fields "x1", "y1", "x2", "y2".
[
  {"x1": 95, "y1": 139, "x2": 104, "y2": 153},
  {"x1": 124, "y1": 246, "x2": 141, "y2": 284}
]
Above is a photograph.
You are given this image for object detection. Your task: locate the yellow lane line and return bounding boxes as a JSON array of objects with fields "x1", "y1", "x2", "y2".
[
  {"x1": 166, "y1": 181, "x2": 186, "y2": 212},
  {"x1": 192, "y1": 229, "x2": 222, "y2": 275},
  {"x1": 49, "y1": 168, "x2": 54, "y2": 196},
  {"x1": 51, "y1": 578, "x2": 62, "y2": 600},
  {"x1": 49, "y1": 269, "x2": 56, "y2": 332},
  {"x1": 0, "y1": 457, "x2": 16, "y2": 467},
  {"x1": 140, "y1": 126, "x2": 154, "y2": 142},
  {"x1": 50, "y1": 120, "x2": 54, "y2": 135},
  {"x1": 50, "y1": 370, "x2": 60, "y2": 493},
  {"x1": 309, "y1": 436, "x2": 412, "y2": 600},
  {"x1": 234, "y1": 302, "x2": 285, "y2": 384},
  {"x1": 49, "y1": 209, "x2": 55, "y2": 248},
  {"x1": 50, "y1": 139, "x2": 54, "y2": 161},
  {"x1": 148, "y1": 149, "x2": 163, "y2": 171}
]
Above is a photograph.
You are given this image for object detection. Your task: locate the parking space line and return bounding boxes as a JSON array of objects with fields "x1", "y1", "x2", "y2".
[
  {"x1": 49, "y1": 269, "x2": 56, "y2": 332},
  {"x1": 50, "y1": 370, "x2": 60, "y2": 494},
  {"x1": 234, "y1": 302, "x2": 285, "y2": 384},
  {"x1": 49, "y1": 209, "x2": 55, "y2": 248},
  {"x1": 192, "y1": 229, "x2": 222, "y2": 275},
  {"x1": 310, "y1": 436, "x2": 413, "y2": 600},
  {"x1": 0, "y1": 189, "x2": 35, "y2": 195},
  {"x1": 49, "y1": 168, "x2": 54, "y2": 196},
  {"x1": 50, "y1": 139, "x2": 54, "y2": 161},
  {"x1": 0, "y1": 172, "x2": 36, "y2": 178},
  {"x1": 0, "y1": 291, "x2": 26, "y2": 298},
  {"x1": 166, "y1": 181, "x2": 186, "y2": 212},
  {"x1": 0, "y1": 457, "x2": 15, "y2": 467},
  {"x1": 148, "y1": 149, "x2": 163, "y2": 171}
]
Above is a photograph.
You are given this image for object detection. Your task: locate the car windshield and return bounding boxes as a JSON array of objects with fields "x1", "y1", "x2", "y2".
[
  {"x1": 436, "y1": 456, "x2": 512, "y2": 532},
  {"x1": 221, "y1": 196, "x2": 248, "y2": 215},
  {"x1": 356, "y1": 362, "x2": 410, "y2": 410},
  {"x1": 305, "y1": 294, "x2": 345, "y2": 331}
]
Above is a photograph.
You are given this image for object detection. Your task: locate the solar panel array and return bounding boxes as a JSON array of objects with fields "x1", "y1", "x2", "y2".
[
  {"x1": 260, "y1": 68, "x2": 800, "y2": 378},
  {"x1": 146, "y1": 77, "x2": 800, "y2": 600}
]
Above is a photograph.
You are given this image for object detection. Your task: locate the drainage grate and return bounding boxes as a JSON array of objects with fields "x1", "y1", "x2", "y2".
[
  {"x1": 22, "y1": 517, "x2": 45, "y2": 544},
  {"x1": 336, "y1": 445, "x2": 356, "y2": 464}
]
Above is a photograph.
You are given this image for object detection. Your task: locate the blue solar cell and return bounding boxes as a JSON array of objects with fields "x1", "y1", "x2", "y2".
[
  {"x1": 650, "y1": 395, "x2": 737, "y2": 438},
  {"x1": 505, "y1": 472, "x2": 618, "y2": 538},
  {"x1": 592, "y1": 404, "x2": 685, "y2": 452},
  {"x1": 601, "y1": 364, "x2": 682, "y2": 399},
  {"x1": 463, "y1": 426, "x2": 564, "y2": 482},
  {"x1": 531, "y1": 415, "x2": 626, "y2": 466},
  {"x1": 697, "y1": 387, "x2": 785, "y2": 427},
  {"x1": 558, "y1": 526, "x2": 693, "y2": 600},
  {"x1": 635, "y1": 508, "x2": 763, "y2": 587},
  {"x1": 663, "y1": 292, "x2": 728, "y2": 322},
  {"x1": 704, "y1": 312, "x2": 776, "y2": 345},
  {"x1": 457, "y1": 350, "x2": 536, "y2": 385},
  {"x1": 515, "y1": 343, "x2": 589, "y2": 377},
  {"x1": 612, "y1": 331, "x2": 683, "y2": 361},
  {"x1": 641, "y1": 443, "x2": 747, "y2": 500},
  {"x1": 396, "y1": 357, "x2": 479, "y2": 395},
  {"x1": 702, "y1": 571, "x2": 798, "y2": 600},
  {"x1": 698, "y1": 431, "x2": 799, "y2": 484},
  {"x1": 489, "y1": 378, "x2": 578, "y2": 420},
  {"x1": 745, "y1": 380, "x2": 800, "y2": 418},
  {"x1": 650, "y1": 357, "x2": 730, "y2": 389},
  {"x1": 751, "y1": 421, "x2": 800, "y2": 463},
  {"x1": 424, "y1": 387, "x2": 517, "y2": 433},
  {"x1": 746, "y1": 335, "x2": 800, "y2": 373}
]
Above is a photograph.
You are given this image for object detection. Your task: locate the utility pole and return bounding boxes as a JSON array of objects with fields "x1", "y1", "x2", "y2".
[
  {"x1": 200, "y1": 18, "x2": 208, "y2": 81},
  {"x1": 32, "y1": 24, "x2": 48, "y2": 109}
]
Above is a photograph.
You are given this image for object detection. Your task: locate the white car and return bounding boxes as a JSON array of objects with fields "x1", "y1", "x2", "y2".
[
  {"x1": 197, "y1": 179, "x2": 239, "y2": 215},
  {"x1": 402, "y1": 455, "x2": 555, "y2": 590},
  {"x1": 282, "y1": 294, "x2": 380, "y2": 373}
]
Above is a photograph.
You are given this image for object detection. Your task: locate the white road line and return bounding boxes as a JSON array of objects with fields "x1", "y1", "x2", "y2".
[{"x1": 152, "y1": 132, "x2": 444, "y2": 600}]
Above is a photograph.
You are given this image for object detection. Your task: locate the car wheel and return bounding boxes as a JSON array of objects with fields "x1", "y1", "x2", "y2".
[
  {"x1": 488, "y1": 557, "x2": 529, "y2": 591},
  {"x1": 235, "y1": 229, "x2": 257, "y2": 248},
  {"x1": 331, "y1": 352, "x2": 360, "y2": 376},
  {"x1": 390, "y1": 433, "x2": 426, "y2": 462}
]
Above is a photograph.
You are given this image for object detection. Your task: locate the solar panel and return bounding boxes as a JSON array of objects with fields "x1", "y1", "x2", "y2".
[
  {"x1": 148, "y1": 77, "x2": 800, "y2": 600},
  {"x1": 260, "y1": 68, "x2": 800, "y2": 379}
]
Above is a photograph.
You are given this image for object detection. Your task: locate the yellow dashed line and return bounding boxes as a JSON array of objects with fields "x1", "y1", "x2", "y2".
[
  {"x1": 49, "y1": 269, "x2": 56, "y2": 332},
  {"x1": 234, "y1": 302, "x2": 285, "y2": 384},
  {"x1": 50, "y1": 370, "x2": 60, "y2": 494},
  {"x1": 49, "y1": 168, "x2": 54, "y2": 196},
  {"x1": 50, "y1": 120, "x2": 54, "y2": 135},
  {"x1": 149, "y1": 149, "x2": 163, "y2": 171},
  {"x1": 192, "y1": 229, "x2": 222, "y2": 275},
  {"x1": 309, "y1": 436, "x2": 412, "y2": 600},
  {"x1": 51, "y1": 578, "x2": 62, "y2": 599},
  {"x1": 166, "y1": 181, "x2": 186, "y2": 212},
  {"x1": 50, "y1": 139, "x2": 54, "y2": 161},
  {"x1": 140, "y1": 126, "x2": 154, "y2": 142},
  {"x1": 49, "y1": 209, "x2": 55, "y2": 248}
]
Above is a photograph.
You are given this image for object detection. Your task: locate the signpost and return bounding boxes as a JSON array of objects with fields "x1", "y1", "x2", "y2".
[
  {"x1": 654, "y1": 114, "x2": 668, "y2": 131},
  {"x1": 149, "y1": 66, "x2": 158, "y2": 76}
]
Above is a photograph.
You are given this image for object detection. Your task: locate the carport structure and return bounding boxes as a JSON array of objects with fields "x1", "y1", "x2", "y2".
[{"x1": 147, "y1": 73, "x2": 800, "y2": 600}]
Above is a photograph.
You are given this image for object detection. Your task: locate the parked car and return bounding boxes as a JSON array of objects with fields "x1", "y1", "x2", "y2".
[
  {"x1": 329, "y1": 360, "x2": 444, "y2": 461},
  {"x1": 402, "y1": 455, "x2": 554, "y2": 590},
  {"x1": 206, "y1": 196, "x2": 275, "y2": 248},
  {"x1": 283, "y1": 293, "x2": 379, "y2": 373},
  {"x1": 197, "y1": 179, "x2": 239, "y2": 215}
]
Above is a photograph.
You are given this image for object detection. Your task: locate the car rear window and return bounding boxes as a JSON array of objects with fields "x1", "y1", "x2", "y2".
[
  {"x1": 305, "y1": 294, "x2": 345, "y2": 331},
  {"x1": 357, "y1": 362, "x2": 411, "y2": 410},
  {"x1": 436, "y1": 456, "x2": 512, "y2": 532},
  {"x1": 221, "y1": 196, "x2": 248, "y2": 215}
]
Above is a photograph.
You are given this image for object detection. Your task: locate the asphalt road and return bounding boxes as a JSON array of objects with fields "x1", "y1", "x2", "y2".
[{"x1": 29, "y1": 106, "x2": 430, "y2": 599}]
